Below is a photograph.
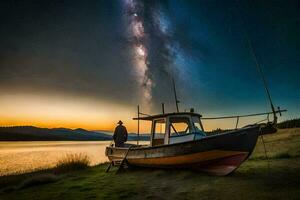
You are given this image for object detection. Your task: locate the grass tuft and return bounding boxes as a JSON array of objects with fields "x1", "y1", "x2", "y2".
[{"x1": 54, "y1": 153, "x2": 90, "y2": 174}]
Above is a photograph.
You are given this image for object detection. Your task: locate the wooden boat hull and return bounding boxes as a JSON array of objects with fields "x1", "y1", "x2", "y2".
[{"x1": 106, "y1": 126, "x2": 260, "y2": 176}]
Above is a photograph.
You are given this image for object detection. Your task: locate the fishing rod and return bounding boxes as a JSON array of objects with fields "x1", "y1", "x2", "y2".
[
  {"x1": 234, "y1": 0, "x2": 282, "y2": 173},
  {"x1": 245, "y1": 34, "x2": 278, "y2": 124},
  {"x1": 235, "y1": 0, "x2": 279, "y2": 125}
]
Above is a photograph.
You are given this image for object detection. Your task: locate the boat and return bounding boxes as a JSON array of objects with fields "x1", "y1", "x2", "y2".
[
  {"x1": 105, "y1": 68, "x2": 286, "y2": 176},
  {"x1": 105, "y1": 107, "x2": 285, "y2": 175},
  {"x1": 105, "y1": 69, "x2": 286, "y2": 176}
]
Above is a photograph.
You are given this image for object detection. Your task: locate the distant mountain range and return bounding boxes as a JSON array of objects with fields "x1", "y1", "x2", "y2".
[
  {"x1": 1, "y1": 118, "x2": 298, "y2": 141},
  {"x1": 0, "y1": 126, "x2": 150, "y2": 141}
]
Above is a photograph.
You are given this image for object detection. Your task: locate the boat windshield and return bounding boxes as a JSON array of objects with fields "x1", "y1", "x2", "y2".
[
  {"x1": 192, "y1": 116, "x2": 206, "y2": 134},
  {"x1": 192, "y1": 117, "x2": 201, "y2": 131},
  {"x1": 169, "y1": 117, "x2": 192, "y2": 137}
]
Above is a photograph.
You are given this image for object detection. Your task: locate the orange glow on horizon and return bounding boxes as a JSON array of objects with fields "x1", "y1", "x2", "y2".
[
  {"x1": 0, "y1": 92, "x2": 263, "y2": 133},
  {"x1": 0, "y1": 93, "x2": 143, "y2": 132}
]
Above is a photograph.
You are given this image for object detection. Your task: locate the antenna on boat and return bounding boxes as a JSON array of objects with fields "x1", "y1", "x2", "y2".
[
  {"x1": 172, "y1": 76, "x2": 180, "y2": 113},
  {"x1": 161, "y1": 103, "x2": 165, "y2": 114}
]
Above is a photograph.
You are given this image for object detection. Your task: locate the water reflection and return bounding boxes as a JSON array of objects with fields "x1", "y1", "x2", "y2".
[{"x1": 0, "y1": 141, "x2": 148, "y2": 176}]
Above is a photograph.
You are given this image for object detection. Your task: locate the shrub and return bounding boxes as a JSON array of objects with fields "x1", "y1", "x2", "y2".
[{"x1": 55, "y1": 153, "x2": 90, "y2": 173}]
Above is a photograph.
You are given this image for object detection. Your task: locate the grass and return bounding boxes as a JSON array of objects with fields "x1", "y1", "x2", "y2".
[
  {"x1": 0, "y1": 128, "x2": 300, "y2": 200},
  {"x1": 15, "y1": 174, "x2": 60, "y2": 190},
  {"x1": 54, "y1": 153, "x2": 90, "y2": 174},
  {"x1": 272, "y1": 152, "x2": 292, "y2": 159}
]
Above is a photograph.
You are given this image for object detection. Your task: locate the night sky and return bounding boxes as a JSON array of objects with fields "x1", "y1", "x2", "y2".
[{"x1": 0, "y1": 0, "x2": 299, "y2": 131}]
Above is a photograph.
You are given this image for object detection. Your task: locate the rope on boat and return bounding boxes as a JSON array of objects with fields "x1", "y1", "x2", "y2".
[
  {"x1": 260, "y1": 135, "x2": 270, "y2": 173},
  {"x1": 255, "y1": 118, "x2": 268, "y2": 124},
  {"x1": 202, "y1": 110, "x2": 286, "y2": 120}
]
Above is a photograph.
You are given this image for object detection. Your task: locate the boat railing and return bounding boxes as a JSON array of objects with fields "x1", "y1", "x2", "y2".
[{"x1": 201, "y1": 109, "x2": 287, "y2": 131}]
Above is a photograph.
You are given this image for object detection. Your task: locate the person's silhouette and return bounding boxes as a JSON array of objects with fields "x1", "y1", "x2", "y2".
[{"x1": 113, "y1": 120, "x2": 128, "y2": 147}]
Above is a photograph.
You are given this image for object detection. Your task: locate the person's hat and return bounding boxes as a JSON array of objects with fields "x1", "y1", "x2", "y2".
[{"x1": 117, "y1": 120, "x2": 123, "y2": 125}]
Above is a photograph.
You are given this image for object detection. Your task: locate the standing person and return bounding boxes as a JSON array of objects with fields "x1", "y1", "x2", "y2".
[{"x1": 113, "y1": 120, "x2": 128, "y2": 147}]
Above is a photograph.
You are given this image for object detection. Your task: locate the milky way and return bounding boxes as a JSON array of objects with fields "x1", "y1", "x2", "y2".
[{"x1": 122, "y1": 0, "x2": 181, "y2": 109}]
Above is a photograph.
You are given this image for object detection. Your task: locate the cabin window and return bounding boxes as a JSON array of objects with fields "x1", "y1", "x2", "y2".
[
  {"x1": 169, "y1": 117, "x2": 192, "y2": 137},
  {"x1": 192, "y1": 116, "x2": 204, "y2": 132},
  {"x1": 152, "y1": 119, "x2": 166, "y2": 146}
]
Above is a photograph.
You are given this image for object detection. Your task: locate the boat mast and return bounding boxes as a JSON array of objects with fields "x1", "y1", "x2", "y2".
[
  {"x1": 236, "y1": 1, "x2": 277, "y2": 124},
  {"x1": 161, "y1": 103, "x2": 165, "y2": 114},
  {"x1": 172, "y1": 77, "x2": 180, "y2": 113},
  {"x1": 246, "y1": 35, "x2": 277, "y2": 124}
]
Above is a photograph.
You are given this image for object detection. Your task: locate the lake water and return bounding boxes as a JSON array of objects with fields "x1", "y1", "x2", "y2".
[{"x1": 0, "y1": 141, "x2": 137, "y2": 176}]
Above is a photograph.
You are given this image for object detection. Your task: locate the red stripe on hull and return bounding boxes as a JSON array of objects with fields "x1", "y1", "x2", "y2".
[{"x1": 195, "y1": 153, "x2": 249, "y2": 176}]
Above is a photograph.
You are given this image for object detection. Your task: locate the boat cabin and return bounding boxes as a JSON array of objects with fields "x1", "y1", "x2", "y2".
[{"x1": 134, "y1": 112, "x2": 206, "y2": 146}]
